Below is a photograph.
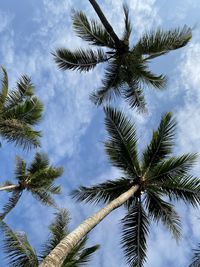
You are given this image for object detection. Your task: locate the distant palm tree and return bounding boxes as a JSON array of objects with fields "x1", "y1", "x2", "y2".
[
  {"x1": 0, "y1": 153, "x2": 63, "y2": 219},
  {"x1": 189, "y1": 243, "x2": 200, "y2": 267},
  {"x1": 0, "y1": 209, "x2": 99, "y2": 267},
  {"x1": 54, "y1": 1, "x2": 192, "y2": 110},
  {"x1": 40, "y1": 107, "x2": 200, "y2": 267},
  {"x1": 0, "y1": 66, "x2": 43, "y2": 149}
]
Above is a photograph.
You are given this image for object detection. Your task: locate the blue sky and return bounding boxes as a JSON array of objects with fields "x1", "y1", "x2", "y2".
[{"x1": 0, "y1": 0, "x2": 200, "y2": 266}]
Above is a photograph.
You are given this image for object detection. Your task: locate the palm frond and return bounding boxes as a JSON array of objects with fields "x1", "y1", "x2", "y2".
[
  {"x1": 90, "y1": 59, "x2": 123, "y2": 105},
  {"x1": 15, "y1": 156, "x2": 27, "y2": 183},
  {"x1": 149, "y1": 153, "x2": 198, "y2": 182},
  {"x1": 28, "y1": 167, "x2": 63, "y2": 188},
  {"x1": 122, "y1": 4, "x2": 132, "y2": 44},
  {"x1": 41, "y1": 209, "x2": 99, "y2": 266},
  {"x1": 160, "y1": 175, "x2": 200, "y2": 207},
  {"x1": 136, "y1": 25, "x2": 192, "y2": 57},
  {"x1": 145, "y1": 190, "x2": 181, "y2": 240},
  {"x1": 0, "y1": 190, "x2": 22, "y2": 220},
  {"x1": 122, "y1": 81, "x2": 146, "y2": 111},
  {"x1": 0, "y1": 66, "x2": 8, "y2": 108},
  {"x1": 72, "y1": 178, "x2": 132, "y2": 205},
  {"x1": 121, "y1": 198, "x2": 149, "y2": 267},
  {"x1": 2, "y1": 97, "x2": 43, "y2": 125},
  {"x1": 62, "y1": 236, "x2": 99, "y2": 267},
  {"x1": 72, "y1": 10, "x2": 115, "y2": 48},
  {"x1": 0, "y1": 220, "x2": 38, "y2": 267},
  {"x1": 4, "y1": 75, "x2": 34, "y2": 110},
  {"x1": 104, "y1": 107, "x2": 140, "y2": 178},
  {"x1": 53, "y1": 48, "x2": 108, "y2": 72},
  {"x1": 41, "y1": 209, "x2": 70, "y2": 259},
  {"x1": 133, "y1": 63, "x2": 167, "y2": 90},
  {"x1": 142, "y1": 112, "x2": 176, "y2": 173},
  {"x1": 31, "y1": 189, "x2": 57, "y2": 207},
  {"x1": 189, "y1": 243, "x2": 200, "y2": 267},
  {"x1": 0, "y1": 118, "x2": 41, "y2": 149},
  {"x1": 28, "y1": 152, "x2": 50, "y2": 174}
]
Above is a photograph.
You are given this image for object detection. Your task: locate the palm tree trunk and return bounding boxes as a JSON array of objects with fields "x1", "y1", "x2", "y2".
[
  {"x1": 0, "y1": 184, "x2": 18, "y2": 191},
  {"x1": 88, "y1": 0, "x2": 121, "y2": 47},
  {"x1": 39, "y1": 184, "x2": 139, "y2": 267}
]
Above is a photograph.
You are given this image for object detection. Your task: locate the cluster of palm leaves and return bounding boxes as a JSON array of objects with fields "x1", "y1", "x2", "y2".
[
  {"x1": 0, "y1": 152, "x2": 63, "y2": 220},
  {"x1": 0, "y1": 67, "x2": 43, "y2": 149},
  {"x1": 0, "y1": 209, "x2": 99, "y2": 267},
  {"x1": 54, "y1": 1, "x2": 191, "y2": 111}
]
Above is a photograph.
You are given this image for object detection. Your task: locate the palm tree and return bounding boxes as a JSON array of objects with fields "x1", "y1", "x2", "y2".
[
  {"x1": 0, "y1": 66, "x2": 43, "y2": 149},
  {"x1": 40, "y1": 107, "x2": 200, "y2": 267},
  {"x1": 189, "y1": 243, "x2": 200, "y2": 267},
  {"x1": 54, "y1": 1, "x2": 192, "y2": 110},
  {"x1": 0, "y1": 209, "x2": 99, "y2": 267},
  {"x1": 0, "y1": 152, "x2": 63, "y2": 220}
]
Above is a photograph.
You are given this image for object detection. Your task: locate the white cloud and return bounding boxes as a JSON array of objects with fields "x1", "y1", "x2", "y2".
[{"x1": 0, "y1": 10, "x2": 14, "y2": 33}]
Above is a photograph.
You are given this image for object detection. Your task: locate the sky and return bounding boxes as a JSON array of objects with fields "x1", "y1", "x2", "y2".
[{"x1": 0, "y1": 0, "x2": 200, "y2": 266}]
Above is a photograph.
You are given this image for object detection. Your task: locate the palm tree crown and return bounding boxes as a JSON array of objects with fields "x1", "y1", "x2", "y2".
[
  {"x1": 0, "y1": 153, "x2": 63, "y2": 220},
  {"x1": 54, "y1": 1, "x2": 192, "y2": 111},
  {"x1": 0, "y1": 209, "x2": 99, "y2": 267},
  {"x1": 0, "y1": 67, "x2": 43, "y2": 149},
  {"x1": 73, "y1": 107, "x2": 200, "y2": 266}
]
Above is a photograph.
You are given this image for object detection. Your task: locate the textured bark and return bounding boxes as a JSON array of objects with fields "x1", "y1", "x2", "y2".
[
  {"x1": 0, "y1": 184, "x2": 18, "y2": 191},
  {"x1": 88, "y1": 0, "x2": 121, "y2": 47},
  {"x1": 39, "y1": 185, "x2": 139, "y2": 267}
]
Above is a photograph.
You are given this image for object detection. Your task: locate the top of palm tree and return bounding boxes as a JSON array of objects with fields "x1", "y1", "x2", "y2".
[
  {"x1": 0, "y1": 209, "x2": 99, "y2": 267},
  {"x1": 0, "y1": 152, "x2": 63, "y2": 220},
  {"x1": 73, "y1": 107, "x2": 200, "y2": 266},
  {"x1": 0, "y1": 66, "x2": 44, "y2": 149},
  {"x1": 54, "y1": 1, "x2": 192, "y2": 111}
]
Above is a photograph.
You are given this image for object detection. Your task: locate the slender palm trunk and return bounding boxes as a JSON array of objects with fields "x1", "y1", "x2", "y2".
[
  {"x1": 39, "y1": 185, "x2": 139, "y2": 267},
  {"x1": 0, "y1": 184, "x2": 18, "y2": 191},
  {"x1": 88, "y1": 0, "x2": 121, "y2": 47}
]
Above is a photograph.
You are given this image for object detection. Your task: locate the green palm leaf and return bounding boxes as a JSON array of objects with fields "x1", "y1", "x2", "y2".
[
  {"x1": 142, "y1": 112, "x2": 176, "y2": 173},
  {"x1": 0, "y1": 66, "x2": 8, "y2": 108},
  {"x1": 0, "y1": 190, "x2": 22, "y2": 220},
  {"x1": 53, "y1": 48, "x2": 108, "y2": 72},
  {"x1": 149, "y1": 154, "x2": 198, "y2": 182},
  {"x1": 189, "y1": 243, "x2": 200, "y2": 267},
  {"x1": 27, "y1": 152, "x2": 49, "y2": 174},
  {"x1": 121, "y1": 198, "x2": 149, "y2": 267},
  {"x1": 133, "y1": 63, "x2": 167, "y2": 90},
  {"x1": 3, "y1": 97, "x2": 43, "y2": 125},
  {"x1": 72, "y1": 10, "x2": 115, "y2": 48},
  {"x1": 145, "y1": 190, "x2": 181, "y2": 240},
  {"x1": 122, "y1": 4, "x2": 132, "y2": 44},
  {"x1": 136, "y1": 26, "x2": 192, "y2": 58},
  {"x1": 41, "y1": 209, "x2": 99, "y2": 266},
  {"x1": 41, "y1": 209, "x2": 70, "y2": 258},
  {"x1": 160, "y1": 175, "x2": 200, "y2": 207},
  {"x1": 0, "y1": 221, "x2": 39, "y2": 267},
  {"x1": 122, "y1": 80, "x2": 146, "y2": 111},
  {"x1": 62, "y1": 236, "x2": 99, "y2": 267},
  {"x1": 90, "y1": 59, "x2": 123, "y2": 105},
  {"x1": 0, "y1": 118, "x2": 41, "y2": 149},
  {"x1": 104, "y1": 106, "x2": 140, "y2": 178},
  {"x1": 4, "y1": 75, "x2": 34, "y2": 109},
  {"x1": 72, "y1": 178, "x2": 132, "y2": 204}
]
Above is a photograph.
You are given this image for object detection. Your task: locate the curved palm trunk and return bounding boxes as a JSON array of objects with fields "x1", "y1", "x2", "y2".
[
  {"x1": 88, "y1": 0, "x2": 121, "y2": 47},
  {"x1": 0, "y1": 184, "x2": 18, "y2": 191},
  {"x1": 39, "y1": 185, "x2": 139, "y2": 267}
]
